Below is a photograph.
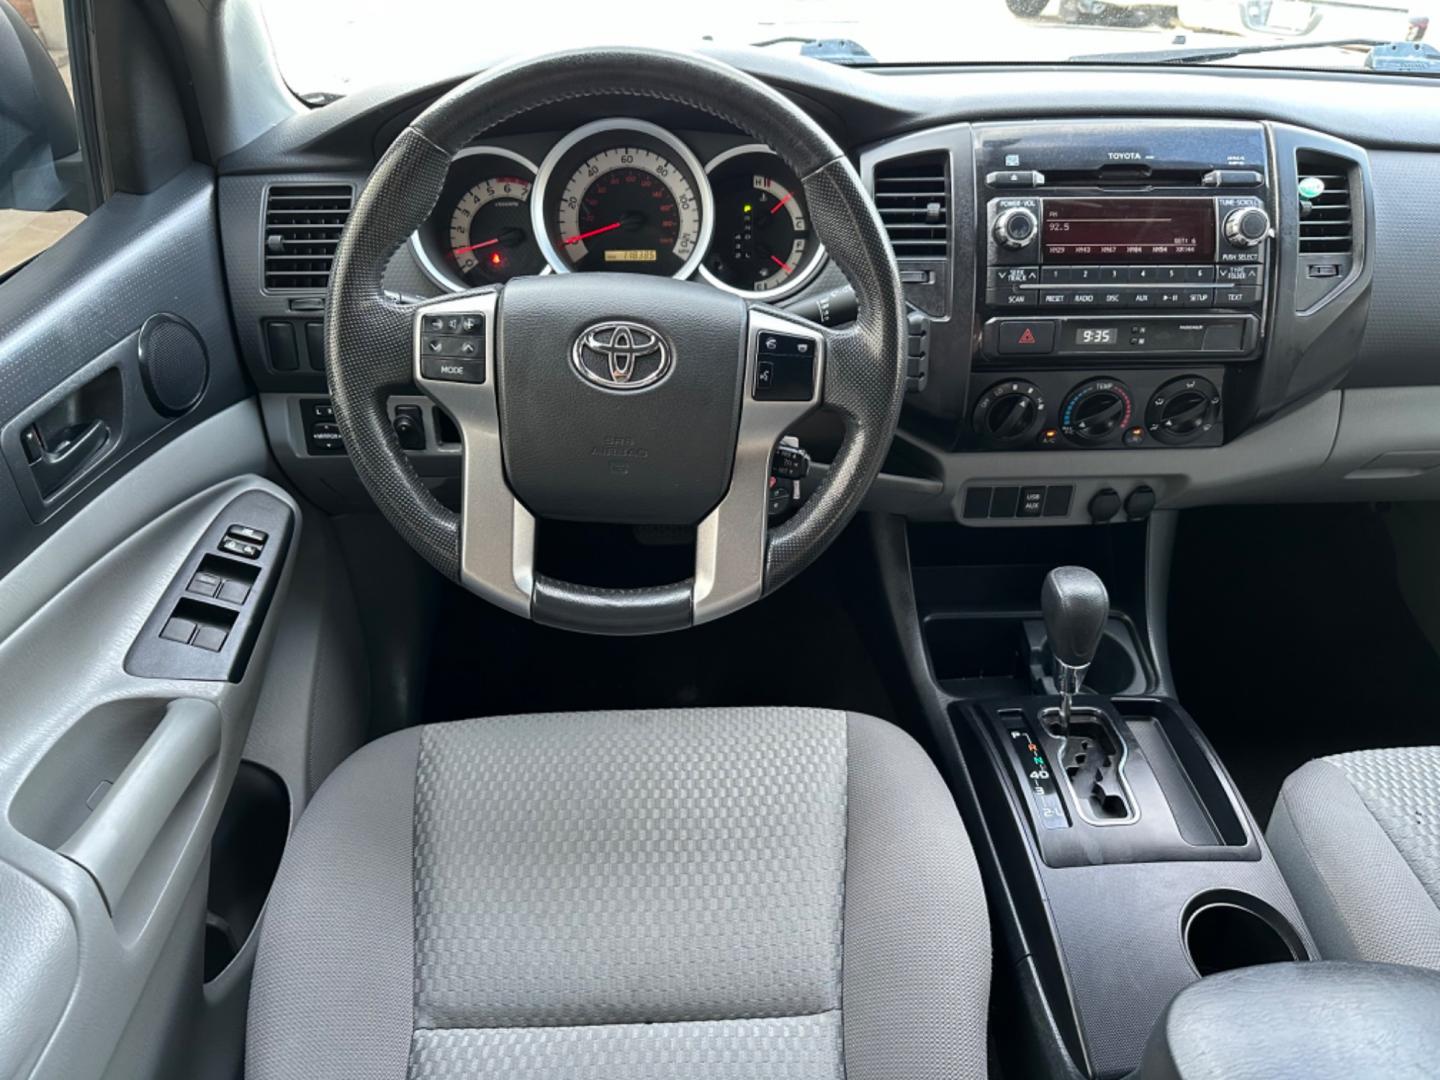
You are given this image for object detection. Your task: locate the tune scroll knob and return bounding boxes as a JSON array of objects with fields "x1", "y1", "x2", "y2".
[
  {"x1": 1223, "y1": 206, "x2": 1272, "y2": 248},
  {"x1": 993, "y1": 207, "x2": 1039, "y2": 250},
  {"x1": 973, "y1": 380, "x2": 1047, "y2": 446},
  {"x1": 1146, "y1": 375, "x2": 1222, "y2": 445},
  {"x1": 1061, "y1": 379, "x2": 1134, "y2": 445}
]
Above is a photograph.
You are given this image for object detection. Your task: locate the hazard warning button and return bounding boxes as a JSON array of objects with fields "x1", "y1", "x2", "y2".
[{"x1": 997, "y1": 320, "x2": 1056, "y2": 355}]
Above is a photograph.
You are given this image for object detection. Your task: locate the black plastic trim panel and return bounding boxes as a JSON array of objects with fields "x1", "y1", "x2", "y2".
[{"x1": 125, "y1": 490, "x2": 295, "y2": 682}]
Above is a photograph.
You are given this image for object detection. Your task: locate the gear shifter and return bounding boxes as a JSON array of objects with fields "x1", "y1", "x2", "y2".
[{"x1": 1042, "y1": 566, "x2": 1110, "y2": 735}]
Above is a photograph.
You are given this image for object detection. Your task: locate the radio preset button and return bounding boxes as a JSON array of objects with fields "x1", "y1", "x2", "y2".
[
  {"x1": 1070, "y1": 267, "x2": 1103, "y2": 284},
  {"x1": 1099, "y1": 267, "x2": 1127, "y2": 283},
  {"x1": 1128, "y1": 267, "x2": 1163, "y2": 283},
  {"x1": 1041, "y1": 267, "x2": 1072, "y2": 284},
  {"x1": 1184, "y1": 266, "x2": 1216, "y2": 283}
]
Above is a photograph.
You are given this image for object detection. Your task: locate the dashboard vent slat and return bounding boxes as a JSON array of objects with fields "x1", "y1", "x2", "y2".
[
  {"x1": 263, "y1": 183, "x2": 353, "y2": 291},
  {"x1": 1296, "y1": 154, "x2": 1354, "y2": 255},
  {"x1": 873, "y1": 154, "x2": 949, "y2": 260}
]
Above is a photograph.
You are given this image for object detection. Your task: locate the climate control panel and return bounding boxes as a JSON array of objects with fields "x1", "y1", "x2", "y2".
[{"x1": 969, "y1": 369, "x2": 1224, "y2": 451}]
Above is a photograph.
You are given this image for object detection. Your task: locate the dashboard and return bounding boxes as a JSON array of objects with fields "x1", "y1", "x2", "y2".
[
  {"x1": 214, "y1": 53, "x2": 1440, "y2": 530},
  {"x1": 408, "y1": 121, "x2": 826, "y2": 300}
]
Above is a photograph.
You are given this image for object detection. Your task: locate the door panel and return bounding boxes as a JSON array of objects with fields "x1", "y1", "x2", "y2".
[
  {"x1": 0, "y1": 165, "x2": 249, "y2": 576},
  {"x1": 0, "y1": 161, "x2": 287, "y2": 1078}
]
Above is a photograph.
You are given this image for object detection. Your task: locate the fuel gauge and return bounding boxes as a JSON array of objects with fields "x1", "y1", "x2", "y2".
[{"x1": 699, "y1": 146, "x2": 826, "y2": 299}]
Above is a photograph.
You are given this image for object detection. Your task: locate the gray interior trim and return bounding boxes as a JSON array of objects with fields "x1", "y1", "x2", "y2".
[
  {"x1": 0, "y1": 399, "x2": 268, "y2": 641},
  {"x1": 842, "y1": 712, "x2": 991, "y2": 1080},
  {"x1": 246, "y1": 728, "x2": 420, "y2": 1080},
  {"x1": 59, "y1": 698, "x2": 222, "y2": 912},
  {"x1": 694, "y1": 310, "x2": 825, "y2": 623}
]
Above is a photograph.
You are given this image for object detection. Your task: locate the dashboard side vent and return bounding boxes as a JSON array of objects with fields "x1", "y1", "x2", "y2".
[
  {"x1": 1295, "y1": 152, "x2": 1353, "y2": 255},
  {"x1": 263, "y1": 183, "x2": 353, "y2": 290},
  {"x1": 873, "y1": 154, "x2": 949, "y2": 259}
]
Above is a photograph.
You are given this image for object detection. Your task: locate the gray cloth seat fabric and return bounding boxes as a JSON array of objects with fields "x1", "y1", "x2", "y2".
[
  {"x1": 1268, "y1": 747, "x2": 1440, "y2": 970},
  {"x1": 246, "y1": 707, "x2": 990, "y2": 1079}
]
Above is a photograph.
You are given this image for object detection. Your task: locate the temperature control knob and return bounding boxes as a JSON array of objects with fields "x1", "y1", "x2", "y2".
[
  {"x1": 1146, "y1": 375, "x2": 1221, "y2": 445},
  {"x1": 1223, "y1": 206, "x2": 1272, "y2": 248},
  {"x1": 973, "y1": 380, "x2": 1047, "y2": 446},
  {"x1": 993, "y1": 207, "x2": 1039, "y2": 250},
  {"x1": 1061, "y1": 379, "x2": 1134, "y2": 445}
]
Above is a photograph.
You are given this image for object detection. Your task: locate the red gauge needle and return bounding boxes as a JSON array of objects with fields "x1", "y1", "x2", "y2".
[
  {"x1": 452, "y1": 237, "x2": 500, "y2": 256},
  {"x1": 563, "y1": 221, "x2": 623, "y2": 245},
  {"x1": 770, "y1": 254, "x2": 795, "y2": 273},
  {"x1": 770, "y1": 192, "x2": 794, "y2": 215}
]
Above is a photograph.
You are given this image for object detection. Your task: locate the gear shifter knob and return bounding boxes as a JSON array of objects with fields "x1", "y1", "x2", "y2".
[{"x1": 1042, "y1": 566, "x2": 1109, "y2": 732}]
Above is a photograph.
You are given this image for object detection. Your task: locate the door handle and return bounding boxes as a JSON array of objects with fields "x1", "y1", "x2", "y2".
[{"x1": 26, "y1": 418, "x2": 110, "y2": 496}]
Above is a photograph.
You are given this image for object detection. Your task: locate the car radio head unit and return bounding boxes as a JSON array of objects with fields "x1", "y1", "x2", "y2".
[{"x1": 975, "y1": 119, "x2": 1273, "y2": 365}]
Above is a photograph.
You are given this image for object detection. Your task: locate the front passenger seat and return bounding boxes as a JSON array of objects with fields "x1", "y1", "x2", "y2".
[
  {"x1": 1269, "y1": 747, "x2": 1440, "y2": 969},
  {"x1": 246, "y1": 707, "x2": 991, "y2": 1079}
]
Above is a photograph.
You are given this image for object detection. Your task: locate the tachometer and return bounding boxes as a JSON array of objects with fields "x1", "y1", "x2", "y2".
[
  {"x1": 412, "y1": 148, "x2": 547, "y2": 290},
  {"x1": 699, "y1": 145, "x2": 826, "y2": 299},
  {"x1": 534, "y1": 120, "x2": 712, "y2": 279}
]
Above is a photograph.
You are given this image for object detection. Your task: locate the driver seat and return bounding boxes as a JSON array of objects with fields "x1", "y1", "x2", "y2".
[{"x1": 245, "y1": 707, "x2": 990, "y2": 1079}]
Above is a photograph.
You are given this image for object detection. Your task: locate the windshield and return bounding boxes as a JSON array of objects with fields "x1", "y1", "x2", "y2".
[{"x1": 257, "y1": 0, "x2": 1433, "y2": 100}]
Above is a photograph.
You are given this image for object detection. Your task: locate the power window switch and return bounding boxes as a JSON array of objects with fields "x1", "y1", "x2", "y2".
[
  {"x1": 218, "y1": 580, "x2": 251, "y2": 605},
  {"x1": 161, "y1": 617, "x2": 197, "y2": 644},
  {"x1": 187, "y1": 571, "x2": 222, "y2": 598},
  {"x1": 220, "y1": 537, "x2": 262, "y2": 559},
  {"x1": 227, "y1": 524, "x2": 268, "y2": 546},
  {"x1": 192, "y1": 625, "x2": 228, "y2": 652}
]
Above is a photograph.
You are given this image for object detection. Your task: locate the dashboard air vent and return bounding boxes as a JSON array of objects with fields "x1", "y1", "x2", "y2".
[
  {"x1": 1295, "y1": 152, "x2": 1352, "y2": 255},
  {"x1": 873, "y1": 154, "x2": 948, "y2": 259},
  {"x1": 263, "y1": 183, "x2": 353, "y2": 290}
]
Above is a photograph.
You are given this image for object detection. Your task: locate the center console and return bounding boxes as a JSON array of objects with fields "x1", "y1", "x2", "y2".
[
  {"x1": 874, "y1": 516, "x2": 1319, "y2": 1079},
  {"x1": 971, "y1": 120, "x2": 1272, "y2": 453}
]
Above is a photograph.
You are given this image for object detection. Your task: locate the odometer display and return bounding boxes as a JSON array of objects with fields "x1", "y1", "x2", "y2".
[{"x1": 535, "y1": 121, "x2": 712, "y2": 279}]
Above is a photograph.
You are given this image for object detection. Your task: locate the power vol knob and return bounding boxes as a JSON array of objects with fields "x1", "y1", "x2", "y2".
[{"x1": 994, "y1": 207, "x2": 1039, "y2": 250}]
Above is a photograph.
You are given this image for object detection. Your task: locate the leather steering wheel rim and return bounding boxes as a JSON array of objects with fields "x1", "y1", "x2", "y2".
[{"x1": 324, "y1": 47, "x2": 906, "y2": 634}]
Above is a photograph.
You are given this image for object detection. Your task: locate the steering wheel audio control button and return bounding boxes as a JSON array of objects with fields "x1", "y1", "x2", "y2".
[{"x1": 421, "y1": 355, "x2": 486, "y2": 384}]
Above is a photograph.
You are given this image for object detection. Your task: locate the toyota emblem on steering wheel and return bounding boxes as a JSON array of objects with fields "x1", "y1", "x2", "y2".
[{"x1": 571, "y1": 320, "x2": 672, "y2": 390}]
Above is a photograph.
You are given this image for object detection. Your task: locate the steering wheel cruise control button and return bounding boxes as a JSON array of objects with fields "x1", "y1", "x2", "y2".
[{"x1": 753, "y1": 331, "x2": 816, "y2": 401}]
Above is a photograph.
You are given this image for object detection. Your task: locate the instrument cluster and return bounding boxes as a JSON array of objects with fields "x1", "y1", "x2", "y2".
[{"x1": 410, "y1": 119, "x2": 827, "y2": 300}]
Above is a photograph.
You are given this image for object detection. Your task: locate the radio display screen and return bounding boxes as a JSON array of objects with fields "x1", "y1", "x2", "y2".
[{"x1": 1042, "y1": 198, "x2": 1215, "y2": 264}]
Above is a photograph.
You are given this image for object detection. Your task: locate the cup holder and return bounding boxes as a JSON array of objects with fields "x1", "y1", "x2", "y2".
[{"x1": 1182, "y1": 890, "x2": 1308, "y2": 977}]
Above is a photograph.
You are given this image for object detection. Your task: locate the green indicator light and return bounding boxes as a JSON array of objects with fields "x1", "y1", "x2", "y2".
[{"x1": 1298, "y1": 176, "x2": 1326, "y2": 200}]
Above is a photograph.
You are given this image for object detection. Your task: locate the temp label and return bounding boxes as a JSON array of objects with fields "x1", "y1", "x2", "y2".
[{"x1": 1008, "y1": 728, "x2": 1071, "y2": 830}]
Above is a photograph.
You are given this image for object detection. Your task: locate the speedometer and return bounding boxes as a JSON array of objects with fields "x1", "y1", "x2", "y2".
[{"x1": 534, "y1": 120, "x2": 713, "y2": 279}]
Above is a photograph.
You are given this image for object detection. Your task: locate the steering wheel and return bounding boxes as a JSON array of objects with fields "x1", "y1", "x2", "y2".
[{"x1": 325, "y1": 48, "x2": 906, "y2": 635}]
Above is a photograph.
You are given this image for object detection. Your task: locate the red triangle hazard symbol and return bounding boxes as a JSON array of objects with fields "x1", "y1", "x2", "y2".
[{"x1": 1018, "y1": 327, "x2": 1037, "y2": 345}]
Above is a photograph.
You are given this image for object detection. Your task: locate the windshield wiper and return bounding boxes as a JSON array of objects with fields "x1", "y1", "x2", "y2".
[
  {"x1": 747, "y1": 36, "x2": 877, "y2": 66},
  {"x1": 1071, "y1": 37, "x2": 1388, "y2": 65}
]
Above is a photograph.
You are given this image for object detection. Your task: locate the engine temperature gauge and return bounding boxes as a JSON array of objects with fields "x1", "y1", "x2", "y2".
[{"x1": 700, "y1": 146, "x2": 826, "y2": 299}]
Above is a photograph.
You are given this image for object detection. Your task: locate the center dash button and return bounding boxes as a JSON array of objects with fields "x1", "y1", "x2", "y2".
[{"x1": 997, "y1": 320, "x2": 1056, "y2": 355}]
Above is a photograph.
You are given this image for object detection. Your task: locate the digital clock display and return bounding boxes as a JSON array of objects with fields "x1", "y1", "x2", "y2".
[{"x1": 1076, "y1": 327, "x2": 1118, "y2": 347}]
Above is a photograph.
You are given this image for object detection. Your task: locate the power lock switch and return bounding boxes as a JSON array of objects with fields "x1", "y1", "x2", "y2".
[{"x1": 754, "y1": 331, "x2": 816, "y2": 402}]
